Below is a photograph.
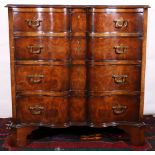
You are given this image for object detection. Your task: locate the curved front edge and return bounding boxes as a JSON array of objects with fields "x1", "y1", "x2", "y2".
[
  {"x1": 11, "y1": 121, "x2": 146, "y2": 128},
  {"x1": 88, "y1": 121, "x2": 146, "y2": 128}
]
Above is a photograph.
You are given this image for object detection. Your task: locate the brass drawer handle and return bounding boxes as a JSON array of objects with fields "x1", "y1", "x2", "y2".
[
  {"x1": 29, "y1": 105, "x2": 44, "y2": 115},
  {"x1": 113, "y1": 18, "x2": 128, "y2": 29},
  {"x1": 113, "y1": 45, "x2": 128, "y2": 54},
  {"x1": 27, "y1": 74, "x2": 44, "y2": 84},
  {"x1": 27, "y1": 45, "x2": 43, "y2": 54},
  {"x1": 25, "y1": 18, "x2": 42, "y2": 29},
  {"x1": 112, "y1": 104, "x2": 127, "y2": 115},
  {"x1": 112, "y1": 75, "x2": 128, "y2": 84}
]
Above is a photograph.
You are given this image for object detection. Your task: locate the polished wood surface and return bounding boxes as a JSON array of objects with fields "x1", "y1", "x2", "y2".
[
  {"x1": 71, "y1": 38, "x2": 87, "y2": 59},
  {"x1": 17, "y1": 96, "x2": 69, "y2": 125},
  {"x1": 88, "y1": 37, "x2": 142, "y2": 60},
  {"x1": 119, "y1": 125, "x2": 145, "y2": 146},
  {"x1": 7, "y1": 5, "x2": 149, "y2": 146},
  {"x1": 71, "y1": 11, "x2": 87, "y2": 32},
  {"x1": 13, "y1": 11, "x2": 69, "y2": 32},
  {"x1": 15, "y1": 37, "x2": 70, "y2": 60},
  {"x1": 15, "y1": 65, "x2": 69, "y2": 91},
  {"x1": 69, "y1": 97, "x2": 87, "y2": 123},
  {"x1": 88, "y1": 95, "x2": 140, "y2": 124},
  {"x1": 70, "y1": 65, "x2": 86, "y2": 91},
  {"x1": 88, "y1": 12, "x2": 143, "y2": 33},
  {"x1": 88, "y1": 65, "x2": 141, "y2": 92}
]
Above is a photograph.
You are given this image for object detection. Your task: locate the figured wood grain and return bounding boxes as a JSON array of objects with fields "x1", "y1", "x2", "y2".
[
  {"x1": 88, "y1": 12, "x2": 143, "y2": 33},
  {"x1": 15, "y1": 65, "x2": 69, "y2": 91},
  {"x1": 88, "y1": 95, "x2": 140, "y2": 124},
  {"x1": 6, "y1": 5, "x2": 149, "y2": 146},
  {"x1": 17, "y1": 96, "x2": 69, "y2": 124},
  {"x1": 13, "y1": 11, "x2": 69, "y2": 32},
  {"x1": 88, "y1": 65, "x2": 141, "y2": 92},
  {"x1": 71, "y1": 12, "x2": 87, "y2": 32},
  {"x1": 88, "y1": 37, "x2": 142, "y2": 60},
  {"x1": 71, "y1": 37, "x2": 87, "y2": 60},
  {"x1": 70, "y1": 65, "x2": 87, "y2": 91},
  {"x1": 69, "y1": 97, "x2": 87, "y2": 123},
  {"x1": 15, "y1": 37, "x2": 70, "y2": 60}
]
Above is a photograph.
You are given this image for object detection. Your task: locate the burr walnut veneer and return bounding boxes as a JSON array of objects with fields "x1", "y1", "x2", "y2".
[{"x1": 6, "y1": 5, "x2": 149, "y2": 146}]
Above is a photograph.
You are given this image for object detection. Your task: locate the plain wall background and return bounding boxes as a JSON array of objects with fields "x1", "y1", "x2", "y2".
[{"x1": 0, "y1": 0, "x2": 155, "y2": 118}]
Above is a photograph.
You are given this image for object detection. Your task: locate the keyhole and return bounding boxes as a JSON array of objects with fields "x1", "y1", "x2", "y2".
[{"x1": 77, "y1": 40, "x2": 80, "y2": 45}]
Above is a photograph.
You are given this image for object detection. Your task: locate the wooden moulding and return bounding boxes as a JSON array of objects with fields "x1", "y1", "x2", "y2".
[
  {"x1": 15, "y1": 60, "x2": 141, "y2": 65},
  {"x1": 16, "y1": 90, "x2": 69, "y2": 97},
  {"x1": 87, "y1": 60, "x2": 141, "y2": 65},
  {"x1": 88, "y1": 8, "x2": 145, "y2": 13},
  {"x1": 15, "y1": 60, "x2": 70, "y2": 66},
  {"x1": 88, "y1": 32, "x2": 142, "y2": 37},
  {"x1": 11, "y1": 8, "x2": 87, "y2": 13},
  {"x1": 14, "y1": 32, "x2": 143, "y2": 37},
  {"x1": 14, "y1": 32, "x2": 70, "y2": 37},
  {"x1": 12, "y1": 7, "x2": 69, "y2": 13},
  {"x1": 14, "y1": 32, "x2": 87, "y2": 37},
  {"x1": 6, "y1": 4, "x2": 150, "y2": 9},
  {"x1": 8, "y1": 7, "x2": 147, "y2": 13}
]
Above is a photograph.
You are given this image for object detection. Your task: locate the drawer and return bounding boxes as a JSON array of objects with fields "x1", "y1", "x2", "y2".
[
  {"x1": 88, "y1": 37, "x2": 142, "y2": 60},
  {"x1": 15, "y1": 37, "x2": 70, "y2": 60},
  {"x1": 88, "y1": 12, "x2": 143, "y2": 33},
  {"x1": 71, "y1": 38, "x2": 87, "y2": 60},
  {"x1": 15, "y1": 65, "x2": 69, "y2": 91},
  {"x1": 16, "y1": 96, "x2": 69, "y2": 125},
  {"x1": 71, "y1": 9, "x2": 87, "y2": 32},
  {"x1": 88, "y1": 95, "x2": 140, "y2": 124},
  {"x1": 13, "y1": 11, "x2": 69, "y2": 32},
  {"x1": 88, "y1": 65, "x2": 141, "y2": 92}
]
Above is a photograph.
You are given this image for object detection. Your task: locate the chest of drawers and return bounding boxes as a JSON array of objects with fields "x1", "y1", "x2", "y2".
[{"x1": 6, "y1": 4, "x2": 149, "y2": 146}]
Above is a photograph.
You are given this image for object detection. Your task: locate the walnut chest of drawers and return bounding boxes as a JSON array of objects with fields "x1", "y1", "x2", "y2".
[{"x1": 6, "y1": 4, "x2": 149, "y2": 146}]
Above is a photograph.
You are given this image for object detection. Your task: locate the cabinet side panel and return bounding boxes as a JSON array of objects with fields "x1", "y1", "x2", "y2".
[
  {"x1": 140, "y1": 8, "x2": 148, "y2": 119},
  {"x1": 8, "y1": 8, "x2": 16, "y2": 120}
]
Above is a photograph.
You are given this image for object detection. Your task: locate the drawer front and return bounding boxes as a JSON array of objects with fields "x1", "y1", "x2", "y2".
[
  {"x1": 88, "y1": 65, "x2": 141, "y2": 92},
  {"x1": 15, "y1": 65, "x2": 69, "y2": 91},
  {"x1": 89, "y1": 95, "x2": 140, "y2": 124},
  {"x1": 70, "y1": 97, "x2": 86, "y2": 123},
  {"x1": 88, "y1": 12, "x2": 143, "y2": 33},
  {"x1": 88, "y1": 37, "x2": 142, "y2": 60},
  {"x1": 70, "y1": 65, "x2": 87, "y2": 91},
  {"x1": 15, "y1": 37, "x2": 70, "y2": 60},
  {"x1": 13, "y1": 11, "x2": 69, "y2": 32},
  {"x1": 17, "y1": 96, "x2": 68, "y2": 124},
  {"x1": 71, "y1": 11, "x2": 87, "y2": 32},
  {"x1": 71, "y1": 38, "x2": 87, "y2": 60}
]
